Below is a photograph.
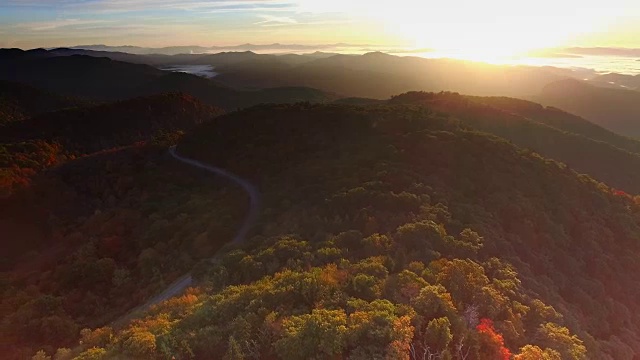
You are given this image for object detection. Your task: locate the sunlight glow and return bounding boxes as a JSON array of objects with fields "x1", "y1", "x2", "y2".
[
  {"x1": 297, "y1": 0, "x2": 637, "y2": 62},
  {"x1": 2, "y1": 0, "x2": 640, "y2": 55}
]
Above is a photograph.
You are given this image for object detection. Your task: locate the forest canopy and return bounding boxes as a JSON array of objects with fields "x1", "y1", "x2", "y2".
[{"x1": 3, "y1": 97, "x2": 640, "y2": 360}]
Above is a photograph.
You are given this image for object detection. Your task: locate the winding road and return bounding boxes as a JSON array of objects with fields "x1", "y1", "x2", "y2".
[
  {"x1": 169, "y1": 146, "x2": 261, "y2": 246},
  {"x1": 113, "y1": 146, "x2": 260, "y2": 327}
]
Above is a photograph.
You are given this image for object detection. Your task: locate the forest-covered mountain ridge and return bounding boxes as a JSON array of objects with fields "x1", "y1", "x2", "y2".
[
  {"x1": 106, "y1": 103, "x2": 640, "y2": 359},
  {"x1": 3, "y1": 92, "x2": 640, "y2": 359}
]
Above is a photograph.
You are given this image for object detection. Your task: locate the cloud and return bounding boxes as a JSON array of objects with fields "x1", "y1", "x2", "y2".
[
  {"x1": 254, "y1": 14, "x2": 297, "y2": 26},
  {"x1": 20, "y1": 19, "x2": 113, "y2": 31},
  {"x1": 2, "y1": 0, "x2": 298, "y2": 13}
]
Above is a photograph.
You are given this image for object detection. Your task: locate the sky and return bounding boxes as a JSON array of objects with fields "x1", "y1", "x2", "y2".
[{"x1": 1, "y1": 0, "x2": 639, "y2": 57}]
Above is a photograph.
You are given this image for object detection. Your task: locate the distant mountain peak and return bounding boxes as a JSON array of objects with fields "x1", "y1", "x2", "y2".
[{"x1": 363, "y1": 51, "x2": 391, "y2": 57}]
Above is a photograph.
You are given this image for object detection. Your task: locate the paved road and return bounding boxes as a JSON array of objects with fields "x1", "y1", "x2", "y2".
[
  {"x1": 169, "y1": 146, "x2": 260, "y2": 245},
  {"x1": 112, "y1": 146, "x2": 260, "y2": 327}
]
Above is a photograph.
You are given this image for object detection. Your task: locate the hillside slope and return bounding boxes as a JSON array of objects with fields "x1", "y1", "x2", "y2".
[
  {"x1": 1, "y1": 144, "x2": 250, "y2": 359},
  {"x1": 0, "y1": 94, "x2": 225, "y2": 283},
  {"x1": 536, "y1": 79, "x2": 640, "y2": 137},
  {"x1": 0, "y1": 93, "x2": 221, "y2": 203},
  {"x1": 0, "y1": 81, "x2": 84, "y2": 124},
  {"x1": 470, "y1": 95, "x2": 640, "y2": 154},
  {"x1": 37, "y1": 103, "x2": 640, "y2": 359},
  {"x1": 389, "y1": 92, "x2": 640, "y2": 195},
  {"x1": 2, "y1": 54, "x2": 165, "y2": 101},
  {"x1": 5, "y1": 99, "x2": 640, "y2": 359},
  {"x1": 1, "y1": 93, "x2": 221, "y2": 153}
]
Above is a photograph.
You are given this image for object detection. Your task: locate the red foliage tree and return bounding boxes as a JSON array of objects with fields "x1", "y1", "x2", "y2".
[
  {"x1": 613, "y1": 189, "x2": 629, "y2": 197},
  {"x1": 476, "y1": 318, "x2": 511, "y2": 360}
]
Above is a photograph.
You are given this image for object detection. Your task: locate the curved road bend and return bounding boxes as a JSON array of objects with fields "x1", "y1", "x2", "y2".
[{"x1": 112, "y1": 146, "x2": 260, "y2": 327}]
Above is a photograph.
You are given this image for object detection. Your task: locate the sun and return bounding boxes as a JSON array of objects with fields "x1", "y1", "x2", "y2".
[
  {"x1": 407, "y1": 27, "x2": 540, "y2": 63},
  {"x1": 390, "y1": 18, "x2": 564, "y2": 63},
  {"x1": 360, "y1": 0, "x2": 615, "y2": 63}
]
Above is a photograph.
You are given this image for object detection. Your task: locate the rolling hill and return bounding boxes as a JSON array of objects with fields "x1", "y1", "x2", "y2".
[
  {"x1": 15, "y1": 48, "x2": 639, "y2": 141},
  {"x1": 213, "y1": 52, "x2": 577, "y2": 98},
  {"x1": 389, "y1": 92, "x2": 640, "y2": 195},
  {"x1": 47, "y1": 102, "x2": 640, "y2": 359},
  {"x1": 2, "y1": 73, "x2": 640, "y2": 359},
  {"x1": 0, "y1": 81, "x2": 85, "y2": 124},
  {"x1": 0, "y1": 93, "x2": 223, "y2": 266},
  {"x1": 587, "y1": 73, "x2": 640, "y2": 91},
  {"x1": 0, "y1": 50, "x2": 337, "y2": 110},
  {"x1": 536, "y1": 79, "x2": 640, "y2": 137},
  {"x1": 470, "y1": 96, "x2": 640, "y2": 154},
  {"x1": 10, "y1": 48, "x2": 588, "y2": 101},
  {"x1": 1, "y1": 93, "x2": 222, "y2": 153}
]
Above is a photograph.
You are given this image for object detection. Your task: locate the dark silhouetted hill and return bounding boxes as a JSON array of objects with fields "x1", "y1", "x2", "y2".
[
  {"x1": 0, "y1": 81, "x2": 85, "y2": 124},
  {"x1": 2, "y1": 93, "x2": 221, "y2": 153},
  {"x1": 214, "y1": 52, "x2": 576, "y2": 98},
  {"x1": 470, "y1": 95, "x2": 640, "y2": 154},
  {"x1": 2, "y1": 54, "x2": 166, "y2": 101},
  {"x1": 390, "y1": 92, "x2": 640, "y2": 194},
  {"x1": 0, "y1": 50, "x2": 336, "y2": 110},
  {"x1": 587, "y1": 73, "x2": 640, "y2": 91},
  {"x1": 0, "y1": 94, "x2": 222, "y2": 265},
  {"x1": 536, "y1": 79, "x2": 640, "y2": 137}
]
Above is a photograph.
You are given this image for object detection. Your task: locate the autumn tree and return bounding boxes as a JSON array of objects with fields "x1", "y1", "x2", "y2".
[
  {"x1": 275, "y1": 309, "x2": 347, "y2": 360},
  {"x1": 476, "y1": 318, "x2": 511, "y2": 360}
]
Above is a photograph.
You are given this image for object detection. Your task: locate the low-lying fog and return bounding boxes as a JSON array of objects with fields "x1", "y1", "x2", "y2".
[{"x1": 160, "y1": 65, "x2": 219, "y2": 79}]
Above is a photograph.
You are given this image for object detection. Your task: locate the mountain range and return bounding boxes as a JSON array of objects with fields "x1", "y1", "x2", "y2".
[
  {"x1": 0, "y1": 49, "x2": 337, "y2": 110},
  {"x1": 8, "y1": 47, "x2": 638, "y2": 138},
  {"x1": 68, "y1": 44, "x2": 640, "y2": 58},
  {"x1": 3, "y1": 45, "x2": 640, "y2": 360}
]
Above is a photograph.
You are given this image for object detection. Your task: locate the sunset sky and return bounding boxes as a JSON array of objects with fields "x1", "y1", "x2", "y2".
[{"x1": 2, "y1": 0, "x2": 639, "y2": 57}]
